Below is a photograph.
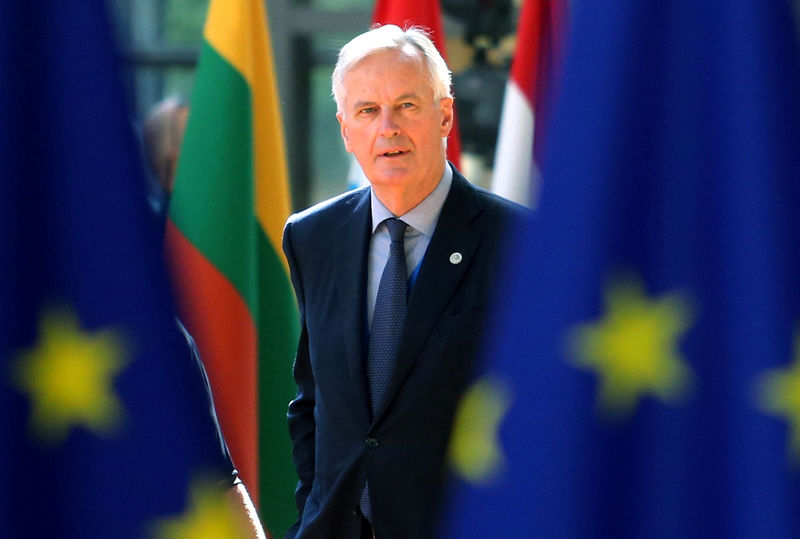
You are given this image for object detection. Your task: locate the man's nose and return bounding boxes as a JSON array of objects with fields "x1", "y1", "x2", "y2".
[{"x1": 378, "y1": 110, "x2": 400, "y2": 138}]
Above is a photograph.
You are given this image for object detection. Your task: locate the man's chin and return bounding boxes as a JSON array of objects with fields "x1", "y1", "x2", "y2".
[{"x1": 368, "y1": 168, "x2": 413, "y2": 187}]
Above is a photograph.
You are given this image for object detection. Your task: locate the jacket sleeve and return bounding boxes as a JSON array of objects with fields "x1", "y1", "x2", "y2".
[{"x1": 282, "y1": 219, "x2": 317, "y2": 531}]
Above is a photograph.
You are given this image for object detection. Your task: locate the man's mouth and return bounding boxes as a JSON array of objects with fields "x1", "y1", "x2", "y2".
[{"x1": 381, "y1": 150, "x2": 406, "y2": 157}]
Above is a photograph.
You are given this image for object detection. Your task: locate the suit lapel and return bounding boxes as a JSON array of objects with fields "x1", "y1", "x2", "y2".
[
  {"x1": 333, "y1": 188, "x2": 372, "y2": 424},
  {"x1": 372, "y1": 171, "x2": 483, "y2": 424}
]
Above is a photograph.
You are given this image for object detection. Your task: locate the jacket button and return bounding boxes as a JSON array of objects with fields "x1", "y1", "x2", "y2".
[
  {"x1": 365, "y1": 437, "x2": 379, "y2": 449},
  {"x1": 351, "y1": 505, "x2": 359, "y2": 516}
]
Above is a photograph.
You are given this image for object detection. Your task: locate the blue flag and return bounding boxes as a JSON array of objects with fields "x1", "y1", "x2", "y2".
[
  {"x1": 0, "y1": 3, "x2": 239, "y2": 537},
  {"x1": 440, "y1": 0, "x2": 800, "y2": 537}
]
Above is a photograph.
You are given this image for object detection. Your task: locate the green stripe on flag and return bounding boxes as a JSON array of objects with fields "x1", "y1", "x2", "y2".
[{"x1": 256, "y1": 226, "x2": 300, "y2": 537}]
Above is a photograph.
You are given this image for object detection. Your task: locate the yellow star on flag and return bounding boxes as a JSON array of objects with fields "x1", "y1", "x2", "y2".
[
  {"x1": 153, "y1": 479, "x2": 249, "y2": 538},
  {"x1": 567, "y1": 277, "x2": 695, "y2": 419},
  {"x1": 757, "y1": 332, "x2": 800, "y2": 460},
  {"x1": 12, "y1": 307, "x2": 129, "y2": 442},
  {"x1": 448, "y1": 376, "x2": 511, "y2": 484}
]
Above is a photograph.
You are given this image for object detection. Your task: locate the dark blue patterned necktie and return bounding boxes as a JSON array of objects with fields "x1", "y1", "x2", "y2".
[
  {"x1": 367, "y1": 217, "x2": 408, "y2": 416},
  {"x1": 361, "y1": 217, "x2": 407, "y2": 523}
]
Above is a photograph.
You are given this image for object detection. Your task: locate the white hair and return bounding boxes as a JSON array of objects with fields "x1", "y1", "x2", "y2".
[{"x1": 331, "y1": 24, "x2": 453, "y2": 113}]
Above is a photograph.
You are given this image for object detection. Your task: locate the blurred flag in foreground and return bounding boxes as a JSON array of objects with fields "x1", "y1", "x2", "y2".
[
  {"x1": 490, "y1": 0, "x2": 565, "y2": 207},
  {"x1": 441, "y1": 0, "x2": 800, "y2": 537},
  {"x1": 0, "y1": 2, "x2": 240, "y2": 537},
  {"x1": 165, "y1": 0, "x2": 299, "y2": 535}
]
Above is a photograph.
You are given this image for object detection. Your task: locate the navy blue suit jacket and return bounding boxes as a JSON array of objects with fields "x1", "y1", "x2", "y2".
[{"x1": 282, "y1": 167, "x2": 525, "y2": 538}]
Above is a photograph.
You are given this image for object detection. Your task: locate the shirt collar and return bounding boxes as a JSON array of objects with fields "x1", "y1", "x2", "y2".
[{"x1": 370, "y1": 163, "x2": 453, "y2": 235}]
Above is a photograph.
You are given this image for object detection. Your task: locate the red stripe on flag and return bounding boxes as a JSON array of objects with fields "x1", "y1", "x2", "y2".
[
  {"x1": 164, "y1": 219, "x2": 259, "y2": 503},
  {"x1": 512, "y1": 0, "x2": 566, "y2": 109},
  {"x1": 517, "y1": 0, "x2": 567, "y2": 147}
]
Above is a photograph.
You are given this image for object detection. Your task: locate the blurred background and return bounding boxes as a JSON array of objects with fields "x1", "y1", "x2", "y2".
[{"x1": 109, "y1": 0, "x2": 521, "y2": 210}]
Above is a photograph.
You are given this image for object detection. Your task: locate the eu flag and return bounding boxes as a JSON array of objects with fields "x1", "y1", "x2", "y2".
[
  {"x1": 0, "y1": 3, "x2": 239, "y2": 537},
  {"x1": 440, "y1": 0, "x2": 800, "y2": 537}
]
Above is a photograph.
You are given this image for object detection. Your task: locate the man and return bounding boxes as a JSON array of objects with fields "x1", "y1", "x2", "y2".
[{"x1": 282, "y1": 25, "x2": 526, "y2": 538}]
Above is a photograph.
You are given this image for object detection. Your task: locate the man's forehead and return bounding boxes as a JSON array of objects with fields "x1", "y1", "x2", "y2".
[
  {"x1": 341, "y1": 55, "x2": 432, "y2": 108},
  {"x1": 350, "y1": 91, "x2": 423, "y2": 107}
]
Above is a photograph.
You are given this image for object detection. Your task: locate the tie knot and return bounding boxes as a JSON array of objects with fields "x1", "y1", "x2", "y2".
[{"x1": 385, "y1": 218, "x2": 407, "y2": 243}]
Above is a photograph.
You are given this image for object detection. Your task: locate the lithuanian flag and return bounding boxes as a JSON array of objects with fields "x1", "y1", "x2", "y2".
[{"x1": 164, "y1": 0, "x2": 299, "y2": 536}]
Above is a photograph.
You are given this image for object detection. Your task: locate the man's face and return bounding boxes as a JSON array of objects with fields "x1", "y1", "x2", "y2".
[{"x1": 337, "y1": 49, "x2": 453, "y2": 209}]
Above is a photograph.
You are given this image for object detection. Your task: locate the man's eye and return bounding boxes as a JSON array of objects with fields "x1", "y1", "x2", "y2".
[
  {"x1": 400, "y1": 102, "x2": 415, "y2": 109},
  {"x1": 359, "y1": 107, "x2": 377, "y2": 114}
]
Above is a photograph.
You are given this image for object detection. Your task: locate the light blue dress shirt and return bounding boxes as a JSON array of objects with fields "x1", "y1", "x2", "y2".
[{"x1": 367, "y1": 163, "x2": 453, "y2": 327}]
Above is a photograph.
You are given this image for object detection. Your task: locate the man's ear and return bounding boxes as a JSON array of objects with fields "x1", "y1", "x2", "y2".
[
  {"x1": 337, "y1": 112, "x2": 353, "y2": 153},
  {"x1": 439, "y1": 97, "x2": 454, "y2": 138}
]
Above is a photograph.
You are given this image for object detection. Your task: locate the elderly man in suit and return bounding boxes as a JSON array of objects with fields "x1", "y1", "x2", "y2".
[{"x1": 282, "y1": 24, "x2": 525, "y2": 539}]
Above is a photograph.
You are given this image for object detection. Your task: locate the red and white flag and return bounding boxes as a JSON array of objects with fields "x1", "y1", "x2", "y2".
[{"x1": 491, "y1": 0, "x2": 565, "y2": 206}]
